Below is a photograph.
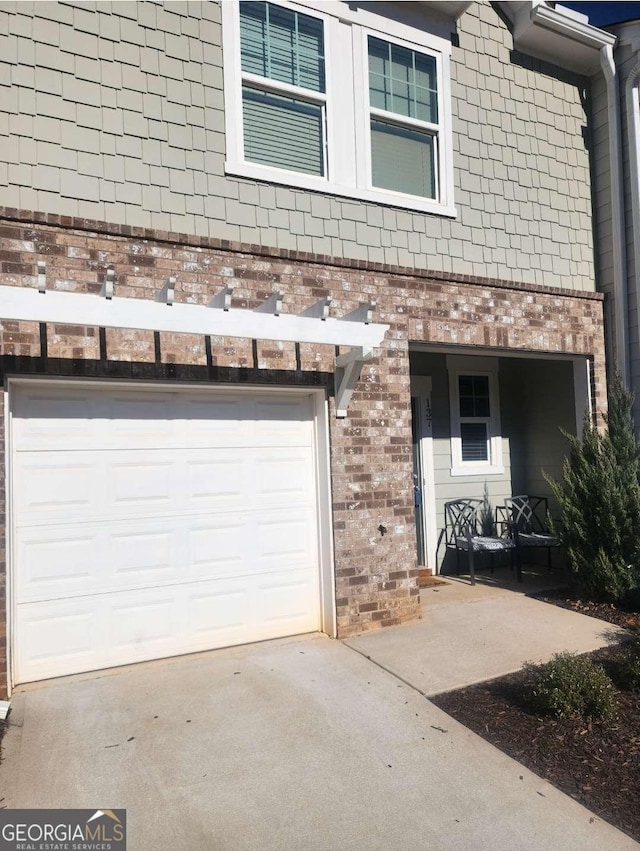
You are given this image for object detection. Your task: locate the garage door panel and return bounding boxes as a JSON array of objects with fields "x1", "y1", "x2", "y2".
[
  {"x1": 14, "y1": 457, "x2": 95, "y2": 517},
  {"x1": 18, "y1": 522, "x2": 181, "y2": 601},
  {"x1": 17, "y1": 530, "x2": 102, "y2": 601},
  {"x1": 185, "y1": 457, "x2": 248, "y2": 504},
  {"x1": 15, "y1": 601, "x2": 98, "y2": 681},
  {"x1": 16, "y1": 565, "x2": 321, "y2": 682},
  {"x1": 251, "y1": 568, "x2": 320, "y2": 635},
  {"x1": 14, "y1": 450, "x2": 252, "y2": 525},
  {"x1": 180, "y1": 397, "x2": 252, "y2": 439},
  {"x1": 12, "y1": 391, "x2": 96, "y2": 452},
  {"x1": 18, "y1": 507, "x2": 316, "y2": 602},
  {"x1": 109, "y1": 597, "x2": 176, "y2": 649},
  {"x1": 255, "y1": 515, "x2": 316, "y2": 561},
  {"x1": 255, "y1": 397, "x2": 313, "y2": 425},
  {"x1": 254, "y1": 452, "x2": 315, "y2": 500},
  {"x1": 109, "y1": 529, "x2": 177, "y2": 582},
  {"x1": 12, "y1": 383, "x2": 324, "y2": 684},
  {"x1": 111, "y1": 459, "x2": 175, "y2": 507},
  {"x1": 187, "y1": 521, "x2": 249, "y2": 577},
  {"x1": 187, "y1": 587, "x2": 250, "y2": 639},
  {"x1": 16, "y1": 452, "x2": 315, "y2": 527},
  {"x1": 13, "y1": 388, "x2": 316, "y2": 452}
]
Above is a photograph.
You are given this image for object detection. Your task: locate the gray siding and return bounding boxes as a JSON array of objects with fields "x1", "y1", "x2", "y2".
[
  {"x1": 514, "y1": 359, "x2": 575, "y2": 506},
  {"x1": 0, "y1": 1, "x2": 595, "y2": 290}
]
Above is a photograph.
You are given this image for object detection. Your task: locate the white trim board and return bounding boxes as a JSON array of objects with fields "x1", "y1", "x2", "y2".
[
  {"x1": 410, "y1": 375, "x2": 438, "y2": 572},
  {"x1": 0, "y1": 285, "x2": 389, "y2": 349}
]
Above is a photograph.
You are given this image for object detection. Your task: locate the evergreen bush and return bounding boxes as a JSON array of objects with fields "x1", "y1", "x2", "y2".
[
  {"x1": 523, "y1": 652, "x2": 617, "y2": 721},
  {"x1": 546, "y1": 373, "x2": 640, "y2": 601}
]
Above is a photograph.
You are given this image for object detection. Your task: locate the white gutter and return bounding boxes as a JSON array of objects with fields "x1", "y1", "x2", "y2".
[
  {"x1": 530, "y1": 3, "x2": 612, "y2": 51},
  {"x1": 626, "y1": 53, "x2": 640, "y2": 389},
  {"x1": 601, "y1": 43, "x2": 630, "y2": 384},
  {"x1": 512, "y1": 1, "x2": 616, "y2": 75}
]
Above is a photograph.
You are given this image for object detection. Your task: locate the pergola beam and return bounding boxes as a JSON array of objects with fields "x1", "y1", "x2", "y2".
[{"x1": 0, "y1": 284, "x2": 388, "y2": 349}]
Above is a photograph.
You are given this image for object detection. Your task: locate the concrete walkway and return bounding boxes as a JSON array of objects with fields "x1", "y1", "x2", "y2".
[
  {"x1": 344, "y1": 578, "x2": 630, "y2": 695},
  {"x1": 1, "y1": 633, "x2": 636, "y2": 850}
]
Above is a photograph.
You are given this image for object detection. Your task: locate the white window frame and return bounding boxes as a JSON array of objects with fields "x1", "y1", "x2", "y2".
[
  {"x1": 228, "y1": 1, "x2": 331, "y2": 181},
  {"x1": 221, "y1": 0, "x2": 456, "y2": 217},
  {"x1": 447, "y1": 355, "x2": 504, "y2": 477},
  {"x1": 360, "y1": 29, "x2": 443, "y2": 203}
]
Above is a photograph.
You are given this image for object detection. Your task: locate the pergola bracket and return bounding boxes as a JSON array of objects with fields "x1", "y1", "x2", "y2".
[{"x1": 334, "y1": 346, "x2": 374, "y2": 418}]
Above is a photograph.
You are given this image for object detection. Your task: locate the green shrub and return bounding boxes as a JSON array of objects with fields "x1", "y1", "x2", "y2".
[
  {"x1": 523, "y1": 652, "x2": 617, "y2": 721},
  {"x1": 617, "y1": 642, "x2": 640, "y2": 693},
  {"x1": 546, "y1": 372, "x2": 640, "y2": 602}
]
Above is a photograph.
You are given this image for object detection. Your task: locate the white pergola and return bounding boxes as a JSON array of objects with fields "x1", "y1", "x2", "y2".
[{"x1": 0, "y1": 271, "x2": 389, "y2": 417}]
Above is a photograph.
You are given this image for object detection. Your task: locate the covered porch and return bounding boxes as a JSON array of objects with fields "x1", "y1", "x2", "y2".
[{"x1": 408, "y1": 345, "x2": 592, "y2": 581}]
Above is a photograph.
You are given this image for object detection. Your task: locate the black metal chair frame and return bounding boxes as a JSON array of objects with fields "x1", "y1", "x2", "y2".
[
  {"x1": 498, "y1": 495, "x2": 560, "y2": 573},
  {"x1": 443, "y1": 498, "x2": 519, "y2": 586}
]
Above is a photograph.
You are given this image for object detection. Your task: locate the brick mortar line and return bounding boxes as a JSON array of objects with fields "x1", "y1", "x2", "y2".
[{"x1": 0, "y1": 207, "x2": 604, "y2": 303}]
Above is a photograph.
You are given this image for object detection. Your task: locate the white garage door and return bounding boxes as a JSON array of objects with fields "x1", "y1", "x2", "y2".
[{"x1": 11, "y1": 382, "x2": 324, "y2": 684}]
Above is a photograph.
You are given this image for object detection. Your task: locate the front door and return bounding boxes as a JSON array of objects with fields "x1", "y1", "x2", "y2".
[{"x1": 411, "y1": 377, "x2": 437, "y2": 571}]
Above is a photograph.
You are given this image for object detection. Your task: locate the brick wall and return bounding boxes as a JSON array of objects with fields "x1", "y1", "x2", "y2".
[
  {"x1": 0, "y1": 210, "x2": 607, "y2": 695},
  {"x1": 0, "y1": 1, "x2": 594, "y2": 289}
]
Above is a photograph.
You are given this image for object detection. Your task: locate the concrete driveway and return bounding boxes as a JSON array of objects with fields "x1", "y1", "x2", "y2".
[{"x1": 1, "y1": 634, "x2": 636, "y2": 850}]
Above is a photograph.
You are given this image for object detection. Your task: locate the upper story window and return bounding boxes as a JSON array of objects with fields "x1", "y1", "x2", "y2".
[
  {"x1": 222, "y1": 1, "x2": 455, "y2": 217},
  {"x1": 368, "y1": 36, "x2": 439, "y2": 200},
  {"x1": 239, "y1": 2, "x2": 327, "y2": 176}
]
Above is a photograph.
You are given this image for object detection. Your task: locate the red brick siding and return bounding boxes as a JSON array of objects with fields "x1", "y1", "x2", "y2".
[{"x1": 0, "y1": 214, "x2": 607, "y2": 696}]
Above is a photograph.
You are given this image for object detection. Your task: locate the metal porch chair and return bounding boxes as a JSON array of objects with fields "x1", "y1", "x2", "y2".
[
  {"x1": 443, "y1": 498, "x2": 519, "y2": 586},
  {"x1": 500, "y1": 495, "x2": 560, "y2": 573}
]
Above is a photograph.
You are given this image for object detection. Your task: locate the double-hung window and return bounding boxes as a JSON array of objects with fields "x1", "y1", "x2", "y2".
[
  {"x1": 239, "y1": 1, "x2": 327, "y2": 177},
  {"x1": 222, "y1": 1, "x2": 455, "y2": 216},
  {"x1": 458, "y1": 375, "x2": 491, "y2": 462},
  {"x1": 367, "y1": 36, "x2": 439, "y2": 200},
  {"x1": 447, "y1": 357, "x2": 504, "y2": 476}
]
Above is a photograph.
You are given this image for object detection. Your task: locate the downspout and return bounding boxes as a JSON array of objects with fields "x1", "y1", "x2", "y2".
[
  {"x1": 601, "y1": 44, "x2": 630, "y2": 385},
  {"x1": 626, "y1": 54, "x2": 640, "y2": 392}
]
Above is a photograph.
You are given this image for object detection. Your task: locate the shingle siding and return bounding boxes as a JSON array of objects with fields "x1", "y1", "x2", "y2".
[{"x1": 0, "y1": 1, "x2": 595, "y2": 290}]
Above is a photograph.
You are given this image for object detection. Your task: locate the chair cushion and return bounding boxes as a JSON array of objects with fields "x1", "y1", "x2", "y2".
[{"x1": 456, "y1": 535, "x2": 515, "y2": 552}]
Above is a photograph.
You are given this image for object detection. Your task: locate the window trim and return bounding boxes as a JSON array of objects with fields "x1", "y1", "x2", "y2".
[
  {"x1": 238, "y1": 2, "x2": 330, "y2": 179},
  {"x1": 221, "y1": 0, "x2": 456, "y2": 217},
  {"x1": 362, "y1": 28, "x2": 444, "y2": 203},
  {"x1": 447, "y1": 356, "x2": 504, "y2": 477}
]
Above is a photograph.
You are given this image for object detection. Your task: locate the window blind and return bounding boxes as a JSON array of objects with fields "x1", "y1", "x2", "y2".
[
  {"x1": 371, "y1": 120, "x2": 435, "y2": 199},
  {"x1": 243, "y1": 88, "x2": 324, "y2": 176},
  {"x1": 240, "y1": 1, "x2": 325, "y2": 92},
  {"x1": 460, "y1": 423, "x2": 489, "y2": 462}
]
